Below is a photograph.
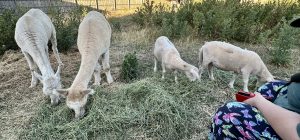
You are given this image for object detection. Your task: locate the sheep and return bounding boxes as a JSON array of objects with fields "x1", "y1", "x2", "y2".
[
  {"x1": 14, "y1": 9, "x2": 63, "y2": 105},
  {"x1": 56, "y1": 11, "x2": 113, "y2": 119},
  {"x1": 198, "y1": 41, "x2": 274, "y2": 92},
  {"x1": 154, "y1": 36, "x2": 199, "y2": 83}
]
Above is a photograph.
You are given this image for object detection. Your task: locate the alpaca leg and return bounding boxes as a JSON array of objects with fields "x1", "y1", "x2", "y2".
[
  {"x1": 229, "y1": 73, "x2": 236, "y2": 89},
  {"x1": 198, "y1": 62, "x2": 207, "y2": 81},
  {"x1": 174, "y1": 70, "x2": 178, "y2": 83},
  {"x1": 154, "y1": 58, "x2": 158, "y2": 72},
  {"x1": 161, "y1": 63, "x2": 166, "y2": 79},
  {"x1": 241, "y1": 70, "x2": 250, "y2": 92},
  {"x1": 93, "y1": 62, "x2": 101, "y2": 86},
  {"x1": 208, "y1": 63, "x2": 215, "y2": 80},
  {"x1": 23, "y1": 52, "x2": 38, "y2": 88},
  {"x1": 102, "y1": 50, "x2": 113, "y2": 84},
  {"x1": 198, "y1": 65, "x2": 204, "y2": 81},
  {"x1": 50, "y1": 29, "x2": 63, "y2": 66}
]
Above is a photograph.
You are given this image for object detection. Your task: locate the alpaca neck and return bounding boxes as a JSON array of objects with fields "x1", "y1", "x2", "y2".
[
  {"x1": 71, "y1": 57, "x2": 97, "y2": 89},
  {"x1": 32, "y1": 51, "x2": 55, "y2": 77}
]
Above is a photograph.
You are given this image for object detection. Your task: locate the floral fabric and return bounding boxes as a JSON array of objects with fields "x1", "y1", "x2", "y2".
[{"x1": 209, "y1": 80, "x2": 288, "y2": 140}]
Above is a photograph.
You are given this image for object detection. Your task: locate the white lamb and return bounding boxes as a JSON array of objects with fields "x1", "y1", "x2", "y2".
[
  {"x1": 198, "y1": 41, "x2": 274, "y2": 92},
  {"x1": 56, "y1": 11, "x2": 113, "y2": 119},
  {"x1": 14, "y1": 9, "x2": 63, "y2": 105},
  {"x1": 154, "y1": 36, "x2": 199, "y2": 83}
]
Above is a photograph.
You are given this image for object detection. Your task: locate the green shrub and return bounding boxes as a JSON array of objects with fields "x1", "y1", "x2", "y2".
[
  {"x1": 49, "y1": 6, "x2": 89, "y2": 52},
  {"x1": 132, "y1": 0, "x2": 155, "y2": 27},
  {"x1": 0, "y1": 8, "x2": 25, "y2": 55},
  {"x1": 270, "y1": 20, "x2": 299, "y2": 66},
  {"x1": 120, "y1": 52, "x2": 139, "y2": 82},
  {"x1": 132, "y1": 0, "x2": 300, "y2": 42},
  {"x1": 110, "y1": 19, "x2": 121, "y2": 32}
]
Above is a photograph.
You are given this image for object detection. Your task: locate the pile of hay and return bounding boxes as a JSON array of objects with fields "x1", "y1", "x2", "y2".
[{"x1": 20, "y1": 76, "x2": 229, "y2": 139}]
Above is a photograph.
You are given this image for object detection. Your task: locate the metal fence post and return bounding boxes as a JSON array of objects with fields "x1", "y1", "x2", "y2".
[
  {"x1": 114, "y1": 0, "x2": 117, "y2": 10},
  {"x1": 75, "y1": 0, "x2": 78, "y2": 6},
  {"x1": 96, "y1": 0, "x2": 99, "y2": 10},
  {"x1": 128, "y1": 0, "x2": 130, "y2": 9}
]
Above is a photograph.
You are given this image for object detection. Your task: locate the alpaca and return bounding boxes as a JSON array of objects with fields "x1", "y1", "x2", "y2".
[
  {"x1": 56, "y1": 11, "x2": 113, "y2": 119},
  {"x1": 15, "y1": 8, "x2": 63, "y2": 105}
]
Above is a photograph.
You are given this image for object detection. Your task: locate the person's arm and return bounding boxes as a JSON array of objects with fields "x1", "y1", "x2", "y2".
[{"x1": 244, "y1": 93, "x2": 300, "y2": 140}]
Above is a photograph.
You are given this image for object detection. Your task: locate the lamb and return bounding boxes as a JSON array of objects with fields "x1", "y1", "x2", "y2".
[
  {"x1": 198, "y1": 41, "x2": 274, "y2": 92},
  {"x1": 56, "y1": 11, "x2": 113, "y2": 119},
  {"x1": 154, "y1": 36, "x2": 199, "y2": 83},
  {"x1": 14, "y1": 9, "x2": 63, "y2": 105}
]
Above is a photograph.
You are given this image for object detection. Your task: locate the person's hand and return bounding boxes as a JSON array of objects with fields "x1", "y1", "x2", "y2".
[{"x1": 243, "y1": 92, "x2": 266, "y2": 107}]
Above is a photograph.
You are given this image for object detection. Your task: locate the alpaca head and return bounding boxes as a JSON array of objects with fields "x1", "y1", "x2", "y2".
[
  {"x1": 56, "y1": 88, "x2": 94, "y2": 119},
  {"x1": 34, "y1": 69, "x2": 61, "y2": 105}
]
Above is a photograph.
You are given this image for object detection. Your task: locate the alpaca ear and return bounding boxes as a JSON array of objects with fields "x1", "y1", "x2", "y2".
[
  {"x1": 55, "y1": 89, "x2": 69, "y2": 98},
  {"x1": 33, "y1": 71, "x2": 43, "y2": 81},
  {"x1": 81, "y1": 89, "x2": 94, "y2": 95}
]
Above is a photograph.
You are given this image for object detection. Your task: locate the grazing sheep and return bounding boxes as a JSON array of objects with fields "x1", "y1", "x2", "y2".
[
  {"x1": 56, "y1": 11, "x2": 113, "y2": 119},
  {"x1": 198, "y1": 41, "x2": 274, "y2": 92},
  {"x1": 14, "y1": 9, "x2": 63, "y2": 105},
  {"x1": 154, "y1": 36, "x2": 199, "y2": 83}
]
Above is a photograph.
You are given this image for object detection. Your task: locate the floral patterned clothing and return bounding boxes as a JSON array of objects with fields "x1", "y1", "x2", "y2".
[{"x1": 209, "y1": 80, "x2": 288, "y2": 140}]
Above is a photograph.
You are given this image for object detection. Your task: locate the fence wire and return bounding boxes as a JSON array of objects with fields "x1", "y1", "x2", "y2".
[{"x1": 0, "y1": 0, "x2": 146, "y2": 12}]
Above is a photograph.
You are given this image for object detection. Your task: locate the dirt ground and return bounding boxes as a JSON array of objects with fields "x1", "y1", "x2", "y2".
[
  {"x1": 0, "y1": 49, "x2": 75, "y2": 139},
  {"x1": 0, "y1": 45, "x2": 132, "y2": 139}
]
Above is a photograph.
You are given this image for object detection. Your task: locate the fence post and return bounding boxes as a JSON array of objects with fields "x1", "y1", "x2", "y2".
[
  {"x1": 75, "y1": 0, "x2": 78, "y2": 6},
  {"x1": 96, "y1": 0, "x2": 99, "y2": 10},
  {"x1": 114, "y1": 0, "x2": 117, "y2": 10},
  {"x1": 128, "y1": 0, "x2": 130, "y2": 9}
]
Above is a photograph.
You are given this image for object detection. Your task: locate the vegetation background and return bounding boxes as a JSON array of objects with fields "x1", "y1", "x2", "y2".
[{"x1": 0, "y1": 0, "x2": 300, "y2": 139}]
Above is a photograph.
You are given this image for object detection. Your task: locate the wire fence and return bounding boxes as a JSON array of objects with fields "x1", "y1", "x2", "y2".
[{"x1": 0, "y1": 0, "x2": 153, "y2": 12}]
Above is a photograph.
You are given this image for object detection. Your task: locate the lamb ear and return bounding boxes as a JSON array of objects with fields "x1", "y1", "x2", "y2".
[
  {"x1": 33, "y1": 71, "x2": 43, "y2": 81},
  {"x1": 55, "y1": 65, "x2": 61, "y2": 77},
  {"x1": 55, "y1": 89, "x2": 69, "y2": 97},
  {"x1": 81, "y1": 89, "x2": 94, "y2": 95}
]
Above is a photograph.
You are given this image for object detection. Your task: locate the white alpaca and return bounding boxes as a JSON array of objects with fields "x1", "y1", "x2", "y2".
[
  {"x1": 198, "y1": 41, "x2": 274, "y2": 92},
  {"x1": 56, "y1": 11, "x2": 113, "y2": 119},
  {"x1": 154, "y1": 36, "x2": 199, "y2": 83},
  {"x1": 14, "y1": 9, "x2": 63, "y2": 105}
]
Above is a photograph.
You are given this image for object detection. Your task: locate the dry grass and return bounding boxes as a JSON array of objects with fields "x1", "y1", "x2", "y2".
[{"x1": 1, "y1": 10, "x2": 300, "y2": 140}]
